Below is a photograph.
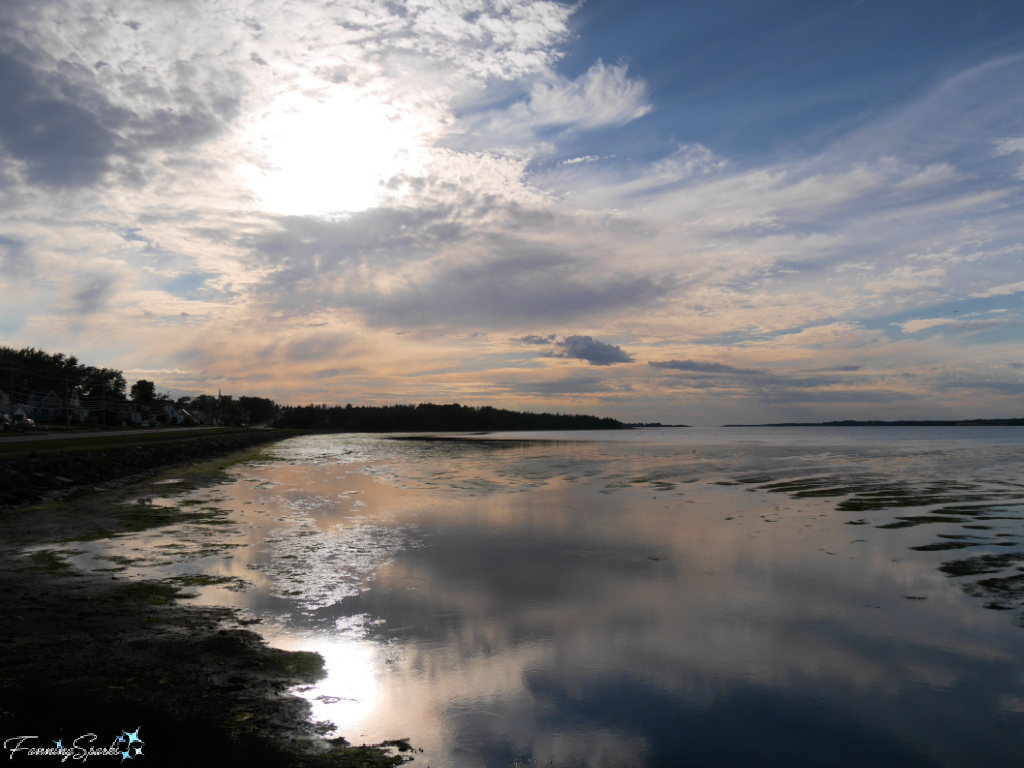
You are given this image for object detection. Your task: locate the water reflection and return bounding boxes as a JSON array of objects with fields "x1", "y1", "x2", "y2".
[{"x1": 50, "y1": 429, "x2": 1024, "y2": 766}]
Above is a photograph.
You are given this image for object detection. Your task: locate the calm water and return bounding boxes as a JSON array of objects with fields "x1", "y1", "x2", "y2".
[{"x1": 58, "y1": 428, "x2": 1024, "y2": 767}]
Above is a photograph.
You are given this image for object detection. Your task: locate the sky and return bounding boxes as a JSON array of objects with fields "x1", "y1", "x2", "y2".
[{"x1": 1, "y1": 0, "x2": 1024, "y2": 425}]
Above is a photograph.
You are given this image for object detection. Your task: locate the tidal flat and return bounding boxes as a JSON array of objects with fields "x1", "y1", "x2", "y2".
[
  {"x1": 0, "y1": 443, "x2": 409, "y2": 767},
  {"x1": 8, "y1": 427, "x2": 1024, "y2": 767}
]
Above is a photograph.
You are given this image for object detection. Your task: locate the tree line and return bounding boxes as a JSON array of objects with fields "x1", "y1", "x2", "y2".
[{"x1": 275, "y1": 403, "x2": 626, "y2": 431}]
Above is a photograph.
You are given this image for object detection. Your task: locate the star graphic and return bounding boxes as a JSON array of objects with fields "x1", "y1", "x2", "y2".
[
  {"x1": 54, "y1": 740, "x2": 63, "y2": 749},
  {"x1": 133, "y1": 747, "x2": 144, "y2": 757},
  {"x1": 126, "y1": 728, "x2": 143, "y2": 746},
  {"x1": 117, "y1": 733, "x2": 127, "y2": 745},
  {"x1": 120, "y1": 748, "x2": 132, "y2": 762}
]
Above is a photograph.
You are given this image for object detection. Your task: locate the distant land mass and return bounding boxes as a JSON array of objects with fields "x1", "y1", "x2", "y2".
[
  {"x1": 722, "y1": 419, "x2": 1024, "y2": 427},
  {"x1": 275, "y1": 403, "x2": 628, "y2": 432},
  {"x1": 625, "y1": 423, "x2": 691, "y2": 428}
]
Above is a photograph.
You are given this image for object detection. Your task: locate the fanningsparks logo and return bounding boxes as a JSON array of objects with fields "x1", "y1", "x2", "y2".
[{"x1": 4, "y1": 729, "x2": 144, "y2": 762}]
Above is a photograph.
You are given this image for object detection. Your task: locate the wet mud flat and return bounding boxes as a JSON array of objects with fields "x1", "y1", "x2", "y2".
[{"x1": 0, "y1": 447, "x2": 411, "y2": 766}]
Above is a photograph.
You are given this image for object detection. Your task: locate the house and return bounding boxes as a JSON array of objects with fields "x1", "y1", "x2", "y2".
[
  {"x1": 117, "y1": 407, "x2": 145, "y2": 426},
  {"x1": 163, "y1": 404, "x2": 188, "y2": 425},
  {"x1": 37, "y1": 391, "x2": 62, "y2": 421},
  {"x1": 68, "y1": 391, "x2": 88, "y2": 422}
]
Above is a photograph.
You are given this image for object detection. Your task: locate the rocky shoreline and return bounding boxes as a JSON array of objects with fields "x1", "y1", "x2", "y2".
[
  {"x1": 0, "y1": 429, "x2": 301, "y2": 508},
  {"x1": 0, "y1": 439, "x2": 411, "y2": 766}
]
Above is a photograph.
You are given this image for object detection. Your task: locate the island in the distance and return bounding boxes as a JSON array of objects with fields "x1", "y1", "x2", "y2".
[
  {"x1": 722, "y1": 419, "x2": 1024, "y2": 427},
  {"x1": 275, "y1": 402, "x2": 628, "y2": 431}
]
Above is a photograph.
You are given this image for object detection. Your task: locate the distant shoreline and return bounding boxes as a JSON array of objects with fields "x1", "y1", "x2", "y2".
[
  {"x1": 625, "y1": 423, "x2": 691, "y2": 428},
  {"x1": 722, "y1": 419, "x2": 1024, "y2": 427}
]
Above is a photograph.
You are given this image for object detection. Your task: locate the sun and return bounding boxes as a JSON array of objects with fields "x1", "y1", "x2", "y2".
[{"x1": 241, "y1": 88, "x2": 428, "y2": 216}]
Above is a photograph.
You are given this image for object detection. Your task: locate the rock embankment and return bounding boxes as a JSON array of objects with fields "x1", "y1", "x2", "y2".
[{"x1": 0, "y1": 430, "x2": 292, "y2": 507}]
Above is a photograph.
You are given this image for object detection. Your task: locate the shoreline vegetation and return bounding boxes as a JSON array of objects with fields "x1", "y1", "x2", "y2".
[
  {"x1": 723, "y1": 419, "x2": 1024, "y2": 427},
  {"x1": 0, "y1": 438, "x2": 411, "y2": 766},
  {"x1": 274, "y1": 402, "x2": 628, "y2": 432}
]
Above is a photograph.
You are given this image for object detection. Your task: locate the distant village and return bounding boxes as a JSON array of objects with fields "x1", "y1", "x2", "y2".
[{"x1": 1, "y1": 346, "x2": 277, "y2": 430}]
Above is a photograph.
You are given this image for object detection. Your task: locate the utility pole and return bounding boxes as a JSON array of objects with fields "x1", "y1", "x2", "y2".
[{"x1": 102, "y1": 382, "x2": 106, "y2": 429}]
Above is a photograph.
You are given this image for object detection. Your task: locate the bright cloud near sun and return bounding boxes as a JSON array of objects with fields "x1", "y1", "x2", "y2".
[{"x1": 241, "y1": 86, "x2": 439, "y2": 215}]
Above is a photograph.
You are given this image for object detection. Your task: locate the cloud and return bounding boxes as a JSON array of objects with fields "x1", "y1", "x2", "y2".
[
  {"x1": 647, "y1": 359, "x2": 875, "y2": 395},
  {"x1": 456, "y1": 60, "x2": 651, "y2": 151},
  {"x1": 354, "y1": 253, "x2": 675, "y2": 329},
  {"x1": 512, "y1": 334, "x2": 557, "y2": 345},
  {"x1": 543, "y1": 336, "x2": 634, "y2": 366},
  {"x1": 0, "y1": 234, "x2": 30, "y2": 276},
  {"x1": 0, "y1": 48, "x2": 122, "y2": 187},
  {"x1": 994, "y1": 136, "x2": 1024, "y2": 177},
  {"x1": 898, "y1": 317, "x2": 1002, "y2": 334},
  {"x1": 500, "y1": 375, "x2": 617, "y2": 395},
  {"x1": 970, "y1": 281, "x2": 1024, "y2": 298},
  {"x1": 526, "y1": 61, "x2": 651, "y2": 129},
  {"x1": 72, "y1": 273, "x2": 118, "y2": 314},
  {"x1": 649, "y1": 360, "x2": 759, "y2": 374}
]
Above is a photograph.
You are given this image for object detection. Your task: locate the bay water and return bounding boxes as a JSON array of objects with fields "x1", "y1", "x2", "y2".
[{"x1": 59, "y1": 428, "x2": 1024, "y2": 766}]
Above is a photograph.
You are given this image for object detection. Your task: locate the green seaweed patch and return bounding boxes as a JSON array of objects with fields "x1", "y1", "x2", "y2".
[
  {"x1": 911, "y1": 541, "x2": 987, "y2": 552},
  {"x1": 164, "y1": 574, "x2": 252, "y2": 592},
  {"x1": 325, "y1": 745, "x2": 409, "y2": 767},
  {"x1": 845, "y1": 520, "x2": 869, "y2": 526},
  {"x1": 939, "y1": 552, "x2": 1024, "y2": 578},
  {"x1": 793, "y1": 487, "x2": 861, "y2": 498},
  {"x1": 189, "y1": 543, "x2": 245, "y2": 559},
  {"x1": 113, "y1": 505, "x2": 188, "y2": 534},
  {"x1": 759, "y1": 478, "x2": 833, "y2": 493},
  {"x1": 202, "y1": 630, "x2": 326, "y2": 682},
  {"x1": 106, "y1": 581, "x2": 192, "y2": 605},
  {"x1": 965, "y1": 573, "x2": 1024, "y2": 605},
  {"x1": 836, "y1": 486, "x2": 1005, "y2": 512},
  {"x1": 96, "y1": 554, "x2": 146, "y2": 566},
  {"x1": 28, "y1": 549, "x2": 73, "y2": 573},
  {"x1": 877, "y1": 516, "x2": 965, "y2": 529}
]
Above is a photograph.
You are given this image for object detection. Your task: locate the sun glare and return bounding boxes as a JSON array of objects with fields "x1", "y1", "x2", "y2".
[{"x1": 242, "y1": 89, "x2": 427, "y2": 215}]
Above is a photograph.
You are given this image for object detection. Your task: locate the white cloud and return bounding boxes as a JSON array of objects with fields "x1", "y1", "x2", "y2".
[
  {"x1": 526, "y1": 60, "x2": 651, "y2": 129},
  {"x1": 898, "y1": 317, "x2": 960, "y2": 334},
  {"x1": 970, "y1": 281, "x2": 1024, "y2": 298}
]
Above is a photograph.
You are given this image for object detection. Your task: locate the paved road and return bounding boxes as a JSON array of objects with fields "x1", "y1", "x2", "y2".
[{"x1": 0, "y1": 426, "x2": 226, "y2": 445}]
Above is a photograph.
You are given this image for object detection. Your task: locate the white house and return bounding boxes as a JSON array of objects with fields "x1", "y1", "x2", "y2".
[
  {"x1": 69, "y1": 391, "x2": 88, "y2": 422},
  {"x1": 163, "y1": 404, "x2": 187, "y2": 425}
]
